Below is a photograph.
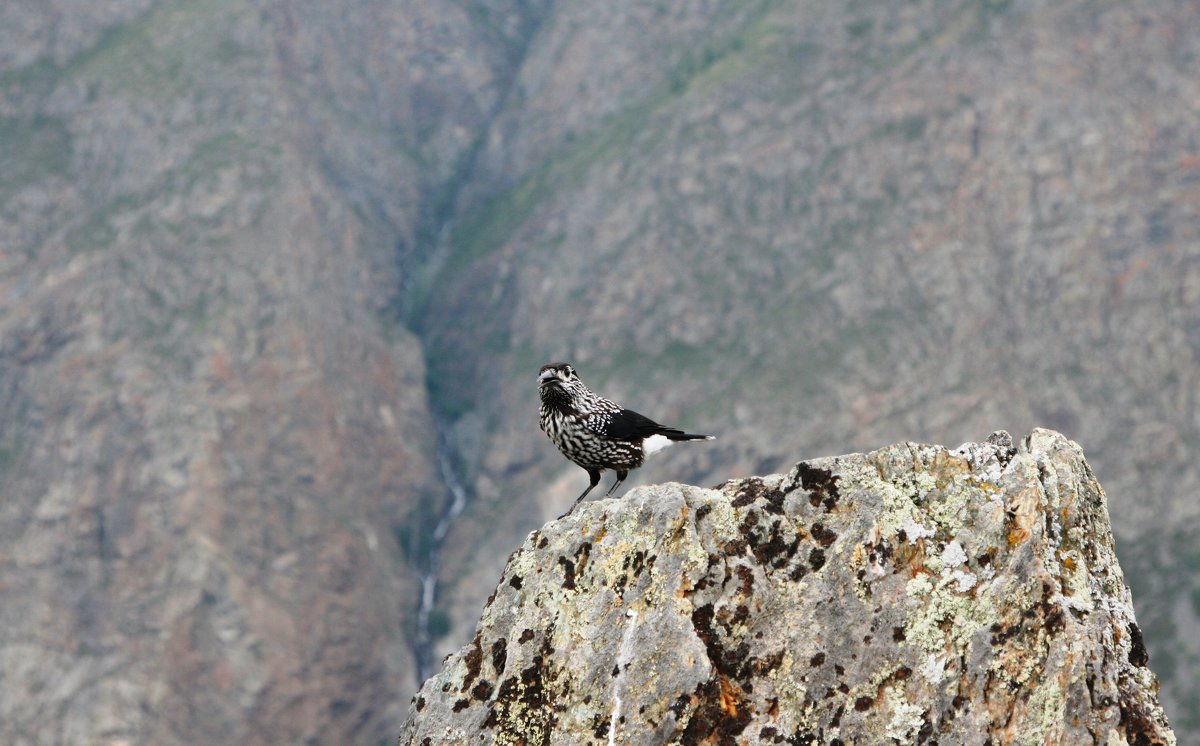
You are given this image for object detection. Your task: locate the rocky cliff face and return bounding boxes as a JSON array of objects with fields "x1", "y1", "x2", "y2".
[
  {"x1": 2, "y1": 1, "x2": 1198, "y2": 743},
  {"x1": 0, "y1": 1, "x2": 541, "y2": 742},
  {"x1": 401, "y1": 430, "x2": 1174, "y2": 745}
]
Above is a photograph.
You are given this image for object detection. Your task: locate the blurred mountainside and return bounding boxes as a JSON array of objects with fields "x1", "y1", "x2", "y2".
[{"x1": 0, "y1": 0, "x2": 1197, "y2": 744}]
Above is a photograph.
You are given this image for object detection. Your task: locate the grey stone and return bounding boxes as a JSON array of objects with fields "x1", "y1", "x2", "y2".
[{"x1": 400, "y1": 429, "x2": 1174, "y2": 745}]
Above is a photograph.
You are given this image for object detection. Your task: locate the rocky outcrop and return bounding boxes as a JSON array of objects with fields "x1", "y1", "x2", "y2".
[{"x1": 400, "y1": 430, "x2": 1173, "y2": 745}]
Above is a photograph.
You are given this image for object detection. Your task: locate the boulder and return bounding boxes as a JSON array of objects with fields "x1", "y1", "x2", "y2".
[{"x1": 400, "y1": 429, "x2": 1174, "y2": 745}]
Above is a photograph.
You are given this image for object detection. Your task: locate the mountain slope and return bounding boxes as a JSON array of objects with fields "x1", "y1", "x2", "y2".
[{"x1": 0, "y1": 0, "x2": 544, "y2": 742}]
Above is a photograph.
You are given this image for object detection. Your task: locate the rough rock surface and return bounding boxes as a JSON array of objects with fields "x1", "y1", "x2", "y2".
[
  {"x1": 4, "y1": 1, "x2": 1200, "y2": 742},
  {"x1": 400, "y1": 430, "x2": 1173, "y2": 745}
]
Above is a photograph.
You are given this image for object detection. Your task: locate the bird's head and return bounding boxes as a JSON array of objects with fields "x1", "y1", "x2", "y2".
[{"x1": 538, "y1": 362, "x2": 585, "y2": 404}]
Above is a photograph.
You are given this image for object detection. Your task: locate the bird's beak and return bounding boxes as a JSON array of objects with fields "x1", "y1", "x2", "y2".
[{"x1": 538, "y1": 370, "x2": 556, "y2": 385}]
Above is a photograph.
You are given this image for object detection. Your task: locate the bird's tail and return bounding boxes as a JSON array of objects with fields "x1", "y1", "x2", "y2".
[{"x1": 663, "y1": 430, "x2": 716, "y2": 442}]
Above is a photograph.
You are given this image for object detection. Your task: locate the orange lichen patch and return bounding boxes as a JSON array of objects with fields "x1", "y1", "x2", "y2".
[
  {"x1": 928, "y1": 450, "x2": 971, "y2": 489},
  {"x1": 894, "y1": 538, "x2": 929, "y2": 575},
  {"x1": 718, "y1": 675, "x2": 742, "y2": 718},
  {"x1": 1006, "y1": 482, "x2": 1042, "y2": 548}
]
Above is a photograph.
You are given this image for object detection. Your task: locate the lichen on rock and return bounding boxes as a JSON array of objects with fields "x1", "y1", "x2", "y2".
[{"x1": 399, "y1": 429, "x2": 1174, "y2": 745}]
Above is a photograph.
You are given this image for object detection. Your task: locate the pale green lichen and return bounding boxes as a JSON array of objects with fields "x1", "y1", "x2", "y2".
[
  {"x1": 904, "y1": 572, "x2": 996, "y2": 655},
  {"x1": 884, "y1": 686, "x2": 926, "y2": 742},
  {"x1": 1016, "y1": 673, "x2": 1065, "y2": 743},
  {"x1": 840, "y1": 458, "x2": 928, "y2": 537},
  {"x1": 1059, "y1": 549, "x2": 1094, "y2": 612},
  {"x1": 925, "y1": 470, "x2": 976, "y2": 534}
]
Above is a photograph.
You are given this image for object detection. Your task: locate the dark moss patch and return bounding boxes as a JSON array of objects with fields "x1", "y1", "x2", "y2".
[
  {"x1": 461, "y1": 636, "x2": 483, "y2": 691},
  {"x1": 1128, "y1": 622, "x2": 1149, "y2": 667},
  {"x1": 627, "y1": 550, "x2": 648, "y2": 576},
  {"x1": 613, "y1": 549, "x2": 651, "y2": 596},
  {"x1": 415, "y1": 696, "x2": 425, "y2": 711},
  {"x1": 452, "y1": 698, "x2": 469, "y2": 712},
  {"x1": 558, "y1": 556, "x2": 576, "y2": 590},
  {"x1": 575, "y1": 541, "x2": 592, "y2": 574},
  {"x1": 731, "y1": 479, "x2": 767, "y2": 508},
  {"x1": 729, "y1": 478, "x2": 787, "y2": 513},
  {"x1": 893, "y1": 626, "x2": 906, "y2": 642},
  {"x1": 670, "y1": 691, "x2": 692, "y2": 720},
  {"x1": 830, "y1": 703, "x2": 845, "y2": 727},
  {"x1": 472, "y1": 680, "x2": 494, "y2": 701},
  {"x1": 486, "y1": 634, "x2": 558, "y2": 744},
  {"x1": 691, "y1": 604, "x2": 752, "y2": 679},
  {"x1": 809, "y1": 652, "x2": 826, "y2": 667},
  {"x1": 593, "y1": 713, "x2": 610, "y2": 740},
  {"x1": 810, "y1": 522, "x2": 838, "y2": 547},
  {"x1": 519, "y1": 628, "x2": 535, "y2": 644},
  {"x1": 797, "y1": 463, "x2": 840, "y2": 509},
  {"x1": 745, "y1": 515, "x2": 802, "y2": 570},
  {"x1": 509, "y1": 575, "x2": 523, "y2": 589},
  {"x1": 1044, "y1": 604, "x2": 1066, "y2": 636},
  {"x1": 696, "y1": 503, "x2": 713, "y2": 523},
  {"x1": 679, "y1": 677, "x2": 753, "y2": 744},
  {"x1": 1118, "y1": 690, "x2": 1163, "y2": 746},
  {"x1": 731, "y1": 604, "x2": 751, "y2": 626},
  {"x1": 854, "y1": 695, "x2": 874, "y2": 711},
  {"x1": 809, "y1": 547, "x2": 827, "y2": 571},
  {"x1": 917, "y1": 712, "x2": 934, "y2": 742},
  {"x1": 736, "y1": 565, "x2": 755, "y2": 596},
  {"x1": 491, "y1": 637, "x2": 507, "y2": 675}
]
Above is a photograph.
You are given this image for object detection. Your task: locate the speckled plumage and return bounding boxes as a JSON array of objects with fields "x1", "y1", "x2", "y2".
[{"x1": 538, "y1": 362, "x2": 714, "y2": 508}]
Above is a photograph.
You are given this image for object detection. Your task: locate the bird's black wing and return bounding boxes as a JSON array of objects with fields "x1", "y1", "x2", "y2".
[{"x1": 587, "y1": 408, "x2": 682, "y2": 441}]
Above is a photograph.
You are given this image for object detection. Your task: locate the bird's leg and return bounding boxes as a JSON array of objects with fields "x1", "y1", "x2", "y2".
[
  {"x1": 559, "y1": 469, "x2": 602, "y2": 519},
  {"x1": 576, "y1": 469, "x2": 602, "y2": 503},
  {"x1": 605, "y1": 470, "x2": 628, "y2": 497}
]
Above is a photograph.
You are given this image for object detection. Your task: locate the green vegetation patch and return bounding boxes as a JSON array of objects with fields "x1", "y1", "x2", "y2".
[
  {"x1": 0, "y1": 115, "x2": 72, "y2": 204},
  {"x1": 65, "y1": 0, "x2": 263, "y2": 100}
]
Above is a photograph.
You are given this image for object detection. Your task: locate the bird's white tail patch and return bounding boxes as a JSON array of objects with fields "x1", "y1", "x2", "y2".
[{"x1": 643, "y1": 434, "x2": 674, "y2": 456}]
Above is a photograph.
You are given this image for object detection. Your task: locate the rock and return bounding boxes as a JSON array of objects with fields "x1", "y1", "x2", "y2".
[{"x1": 399, "y1": 429, "x2": 1174, "y2": 745}]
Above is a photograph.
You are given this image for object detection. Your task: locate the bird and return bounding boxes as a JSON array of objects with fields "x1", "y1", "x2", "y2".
[{"x1": 537, "y1": 361, "x2": 715, "y2": 509}]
